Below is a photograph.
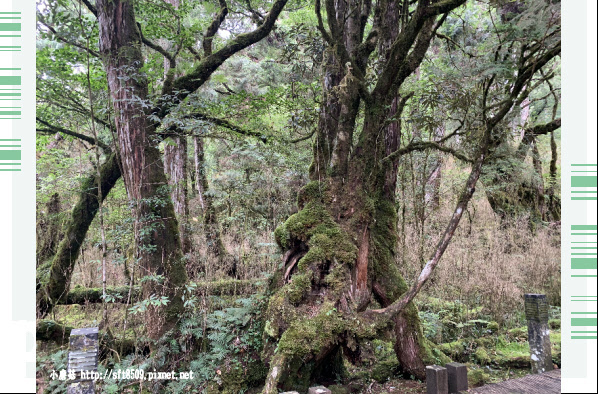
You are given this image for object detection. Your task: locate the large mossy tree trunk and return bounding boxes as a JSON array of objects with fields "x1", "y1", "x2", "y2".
[
  {"x1": 261, "y1": 1, "x2": 466, "y2": 391},
  {"x1": 36, "y1": 192, "x2": 64, "y2": 266},
  {"x1": 37, "y1": 153, "x2": 121, "y2": 316},
  {"x1": 97, "y1": 0, "x2": 187, "y2": 337}
]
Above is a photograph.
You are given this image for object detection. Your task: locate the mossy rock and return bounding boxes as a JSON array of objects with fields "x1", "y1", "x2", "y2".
[
  {"x1": 468, "y1": 367, "x2": 490, "y2": 387},
  {"x1": 494, "y1": 340, "x2": 530, "y2": 368},
  {"x1": 475, "y1": 337, "x2": 494, "y2": 348},
  {"x1": 507, "y1": 326, "x2": 528, "y2": 340},
  {"x1": 371, "y1": 359, "x2": 400, "y2": 383},
  {"x1": 487, "y1": 321, "x2": 499, "y2": 332},
  {"x1": 439, "y1": 340, "x2": 467, "y2": 359},
  {"x1": 474, "y1": 348, "x2": 491, "y2": 365}
]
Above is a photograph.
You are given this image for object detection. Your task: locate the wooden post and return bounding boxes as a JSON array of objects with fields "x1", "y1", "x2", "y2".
[
  {"x1": 524, "y1": 294, "x2": 553, "y2": 374},
  {"x1": 67, "y1": 327, "x2": 99, "y2": 394},
  {"x1": 426, "y1": 365, "x2": 448, "y2": 394}
]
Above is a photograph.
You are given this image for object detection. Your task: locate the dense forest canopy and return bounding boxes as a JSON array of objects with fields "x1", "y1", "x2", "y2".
[{"x1": 36, "y1": 0, "x2": 561, "y2": 392}]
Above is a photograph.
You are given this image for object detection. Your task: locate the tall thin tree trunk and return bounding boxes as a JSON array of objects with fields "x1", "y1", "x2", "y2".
[
  {"x1": 193, "y1": 136, "x2": 205, "y2": 211},
  {"x1": 162, "y1": 0, "x2": 190, "y2": 254},
  {"x1": 165, "y1": 137, "x2": 190, "y2": 253},
  {"x1": 194, "y1": 136, "x2": 236, "y2": 276},
  {"x1": 425, "y1": 125, "x2": 445, "y2": 210}
]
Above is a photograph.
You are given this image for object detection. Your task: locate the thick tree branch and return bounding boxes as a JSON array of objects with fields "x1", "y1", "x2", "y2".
[
  {"x1": 137, "y1": 22, "x2": 175, "y2": 63},
  {"x1": 315, "y1": 0, "x2": 332, "y2": 45},
  {"x1": 289, "y1": 129, "x2": 316, "y2": 143},
  {"x1": 383, "y1": 140, "x2": 472, "y2": 164},
  {"x1": 528, "y1": 117, "x2": 561, "y2": 136},
  {"x1": 36, "y1": 118, "x2": 110, "y2": 151},
  {"x1": 79, "y1": 0, "x2": 97, "y2": 17},
  {"x1": 158, "y1": 0, "x2": 288, "y2": 119},
  {"x1": 203, "y1": 0, "x2": 229, "y2": 57},
  {"x1": 373, "y1": 0, "x2": 465, "y2": 100},
  {"x1": 165, "y1": 113, "x2": 268, "y2": 142},
  {"x1": 244, "y1": 0, "x2": 265, "y2": 25}
]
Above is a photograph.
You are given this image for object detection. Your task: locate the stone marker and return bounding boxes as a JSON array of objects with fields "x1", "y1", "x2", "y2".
[
  {"x1": 446, "y1": 362, "x2": 468, "y2": 393},
  {"x1": 67, "y1": 327, "x2": 99, "y2": 394},
  {"x1": 524, "y1": 294, "x2": 553, "y2": 374},
  {"x1": 308, "y1": 386, "x2": 332, "y2": 394},
  {"x1": 426, "y1": 365, "x2": 448, "y2": 394}
]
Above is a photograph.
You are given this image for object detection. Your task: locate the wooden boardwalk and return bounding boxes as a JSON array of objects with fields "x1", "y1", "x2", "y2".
[{"x1": 467, "y1": 369, "x2": 561, "y2": 394}]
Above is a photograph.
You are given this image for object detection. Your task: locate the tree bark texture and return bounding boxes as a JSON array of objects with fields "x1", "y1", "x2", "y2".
[
  {"x1": 165, "y1": 136, "x2": 191, "y2": 253},
  {"x1": 96, "y1": 0, "x2": 187, "y2": 336},
  {"x1": 36, "y1": 192, "x2": 64, "y2": 265},
  {"x1": 162, "y1": 0, "x2": 191, "y2": 254}
]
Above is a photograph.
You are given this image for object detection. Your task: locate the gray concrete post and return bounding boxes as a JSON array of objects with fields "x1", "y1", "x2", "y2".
[
  {"x1": 426, "y1": 365, "x2": 449, "y2": 394},
  {"x1": 67, "y1": 327, "x2": 99, "y2": 394},
  {"x1": 445, "y1": 362, "x2": 468, "y2": 393},
  {"x1": 524, "y1": 294, "x2": 553, "y2": 374}
]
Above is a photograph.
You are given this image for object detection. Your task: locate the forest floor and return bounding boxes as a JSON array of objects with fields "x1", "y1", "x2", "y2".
[{"x1": 36, "y1": 293, "x2": 561, "y2": 393}]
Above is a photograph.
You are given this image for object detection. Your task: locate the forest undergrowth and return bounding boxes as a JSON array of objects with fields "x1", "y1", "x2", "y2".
[{"x1": 37, "y1": 159, "x2": 561, "y2": 393}]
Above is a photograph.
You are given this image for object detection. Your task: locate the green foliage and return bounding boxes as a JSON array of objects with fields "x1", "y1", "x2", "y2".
[
  {"x1": 166, "y1": 293, "x2": 267, "y2": 392},
  {"x1": 36, "y1": 349, "x2": 69, "y2": 394}
]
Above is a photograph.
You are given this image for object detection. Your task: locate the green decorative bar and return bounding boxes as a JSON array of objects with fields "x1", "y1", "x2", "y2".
[
  {"x1": 571, "y1": 258, "x2": 597, "y2": 269},
  {"x1": 571, "y1": 225, "x2": 598, "y2": 230},
  {"x1": 571, "y1": 176, "x2": 598, "y2": 187},
  {"x1": 0, "y1": 76, "x2": 21, "y2": 85},
  {"x1": 572, "y1": 336, "x2": 597, "y2": 339},
  {"x1": 0, "y1": 23, "x2": 20, "y2": 31},
  {"x1": 0, "y1": 150, "x2": 21, "y2": 160},
  {"x1": 0, "y1": 111, "x2": 20, "y2": 115},
  {"x1": 571, "y1": 318, "x2": 598, "y2": 326}
]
